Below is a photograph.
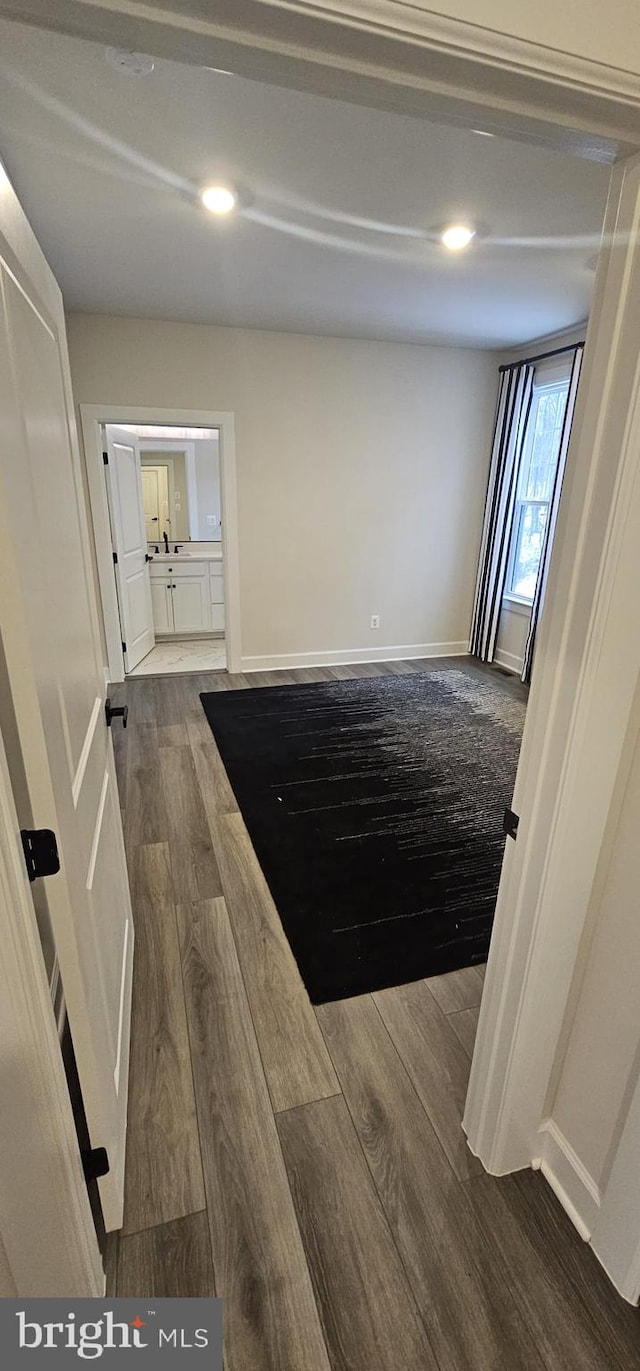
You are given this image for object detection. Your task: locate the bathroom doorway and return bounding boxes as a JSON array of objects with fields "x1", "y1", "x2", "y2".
[{"x1": 80, "y1": 406, "x2": 240, "y2": 682}]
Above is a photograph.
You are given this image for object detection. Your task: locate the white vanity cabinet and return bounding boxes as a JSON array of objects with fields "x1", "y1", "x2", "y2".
[
  {"x1": 210, "y1": 561, "x2": 225, "y2": 633},
  {"x1": 149, "y1": 559, "x2": 213, "y2": 634},
  {"x1": 149, "y1": 577, "x2": 172, "y2": 633}
]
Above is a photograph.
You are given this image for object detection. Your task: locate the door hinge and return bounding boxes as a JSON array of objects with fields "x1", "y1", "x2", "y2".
[
  {"x1": 122, "y1": 640, "x2": 127, "y2": 654},
  {"x1": 20, "y1": 828, "x2": 60, "y2": 882},
  {"x1": 503, "y1": 807, "x2": 519, "y2": 841},
  {"x1": 81, "y1": 1146, "x2": 110, "y2": 1184},
  {"x1": 112, "y1": 551, "x2": 118, "y2": 565},
  {"x1": 102, "y1": 451, "x2": 108, "y2": 465}
]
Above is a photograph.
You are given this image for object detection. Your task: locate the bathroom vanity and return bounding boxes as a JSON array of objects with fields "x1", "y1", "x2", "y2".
[{"x1": 148, "y1": 548, "x2": 224, "y2": 636}]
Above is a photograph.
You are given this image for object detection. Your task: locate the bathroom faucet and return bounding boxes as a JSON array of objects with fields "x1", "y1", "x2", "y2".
[{"x1": 163, "y1": 531, "x2": 169, "y2": 553}]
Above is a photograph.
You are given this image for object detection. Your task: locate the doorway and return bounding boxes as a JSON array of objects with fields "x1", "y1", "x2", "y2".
[{"x1": 80, "y1": 406, "x2": 241, "y2": 681}]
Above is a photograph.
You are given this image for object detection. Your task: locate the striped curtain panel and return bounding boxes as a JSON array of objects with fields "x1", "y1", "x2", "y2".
[
  {"x1": 522, "y1": 346, "x2": 583, "y2": 684},
  {"x1": 470, "y1": 363, "x2": 534, "y2": 663}
]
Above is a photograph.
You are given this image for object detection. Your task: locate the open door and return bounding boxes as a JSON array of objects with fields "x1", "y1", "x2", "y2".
[
  {"x1": 104, "y1": 425, "x2": 155, "y2": 673},
  {"x1": 0, "y1": 171, "x2": 134, "y2": 1231},
  {"x1": 141, "y1": 463, "x2": 170, "y2": 542}
]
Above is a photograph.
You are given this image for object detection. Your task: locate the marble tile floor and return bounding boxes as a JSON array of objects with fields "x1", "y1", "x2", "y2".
[{"x1": 128, "y1": 637, "x2": 227, "y2": 677}]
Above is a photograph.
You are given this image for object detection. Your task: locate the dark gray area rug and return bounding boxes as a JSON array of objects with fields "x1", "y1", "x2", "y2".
[{"x1": 201, "y1": 668, "x2": 526, "y2": 1003}]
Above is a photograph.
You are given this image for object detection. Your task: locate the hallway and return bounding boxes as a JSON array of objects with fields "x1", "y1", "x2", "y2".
[{"x1": 106, "y1": 662, "x2": 640, "y2": 1370}]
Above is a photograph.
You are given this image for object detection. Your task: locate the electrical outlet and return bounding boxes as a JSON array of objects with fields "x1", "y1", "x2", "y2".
[{"x1": 370, "y1": 614, "x2": 380, "y2": 630}]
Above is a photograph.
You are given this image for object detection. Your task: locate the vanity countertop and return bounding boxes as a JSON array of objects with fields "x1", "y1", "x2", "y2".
[{"x1": 148, "y1": 549, "x2": 223, "y2": 563}]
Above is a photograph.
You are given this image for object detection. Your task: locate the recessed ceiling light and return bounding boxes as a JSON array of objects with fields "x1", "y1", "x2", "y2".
[
  {"x1": 471, "y1": 129, "x2": 496, "y2": 138},
  {"x1": 105, "y1": 48, "x2": 155, "y2": 77},
  {"x1": 441, "y1": 224, "x2": 476, "y2": 251},
  {"x1": 200, "y1": 185, "x2": 237, "y2": 215}
]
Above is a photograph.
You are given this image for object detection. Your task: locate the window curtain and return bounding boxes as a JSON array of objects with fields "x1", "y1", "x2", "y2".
[
  {"x1": 521, "y1": 346, "x2": 583, "y2": 684},
  {"x1": 469, "y1": 363, "x2": 534, "y2": 663}
]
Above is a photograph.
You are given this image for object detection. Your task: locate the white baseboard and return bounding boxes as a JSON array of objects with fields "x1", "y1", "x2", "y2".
[
  {"x1": 493, "y1": 647, "x2": 524, "y2": 676},
  {"x1": 537, "y1": 1119, "x2": 601, "y2": 1241},
  {"x1": 240, "y1": 641, "x2": 470, "y2": 672}
]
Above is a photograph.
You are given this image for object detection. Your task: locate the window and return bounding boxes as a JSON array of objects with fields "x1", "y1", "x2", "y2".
[{"x1": 506, "y1": 379, "x2": 570, "y2": 602}]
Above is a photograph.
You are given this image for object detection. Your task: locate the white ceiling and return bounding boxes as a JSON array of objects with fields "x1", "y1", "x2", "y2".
[{"x1": 0, "y1": 20, "x2": 611, "y2": 348}]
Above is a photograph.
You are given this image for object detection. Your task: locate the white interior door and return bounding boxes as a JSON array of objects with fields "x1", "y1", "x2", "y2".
[
  {"x1": 0, "y1": 214, "x2": 134, "y2": 1231},
  {"x1": 141, "y1": 463, "x2": 170, "y2": 542},
  {"x1": 141, "y1": 466, "x2": 161, "y2": 541},
  {"x1": 104, "y1": 426, "x2": 155, "y2": 672}
]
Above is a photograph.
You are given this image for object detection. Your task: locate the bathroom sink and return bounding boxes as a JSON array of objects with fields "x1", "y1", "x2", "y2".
[{"x1": 148, "y1": 551, "x2": 194, "y2": 560}]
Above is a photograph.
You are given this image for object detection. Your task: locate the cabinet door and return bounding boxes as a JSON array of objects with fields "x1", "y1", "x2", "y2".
[
  {"x1": 211, "y1": 570, "x2": 224, "y2": 604},
  {"x1": 150, "y1": 578, "x2": 172, "y2": 633},
  {"x1": 171, "y1": 576, "x2": 212, "y2": 632}
]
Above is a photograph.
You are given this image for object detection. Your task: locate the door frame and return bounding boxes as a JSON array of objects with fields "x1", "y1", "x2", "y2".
[
  {"x1": 463, "y1": 149, "x2": 640, "y2": 1302},
  {"x1": 4, "y1": 0, "x2": 640, "y2": 1300},
  {"x1": 80, "y1": 406, "x2": 241, "y2": 679}
]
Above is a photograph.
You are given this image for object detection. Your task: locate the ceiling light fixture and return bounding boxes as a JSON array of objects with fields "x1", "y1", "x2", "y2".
[
  {"x1": 200, "y1": 185, "x2": 237, "y2": 215},
  {"x1": 441, "y1": 224, "x2": 476, "y2": 251}
]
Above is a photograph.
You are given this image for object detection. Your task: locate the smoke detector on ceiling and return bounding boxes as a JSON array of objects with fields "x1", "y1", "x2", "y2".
[{"x1": 105, "y1": 48, "x2": 155, "y2": 77}]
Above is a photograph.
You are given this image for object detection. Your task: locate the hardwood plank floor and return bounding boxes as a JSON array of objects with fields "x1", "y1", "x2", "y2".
[
  {"x1": 447, "y1": 1004, "x2": 481, "y2": 1058},
  {"x1": 118, "y1": 1211, "x2": 215, "y2": 1297},
  {"x1": 121, "y1": 842, "x2": 205, "y2": 1236},
  {"x1": 123, "y1": 722, "x2": 167, "y2": 848},
  {"x1": 190, "y1": 735, "x2": 240, "y2": 817},
  {"x1": 107, "y1": 659, "x2": 640, "y2": 1371},
  {"x1": 210, "y1": 810, "x2": 339, "y2": 1113},
  {"x1": 177, "y1": 896, "x2": 331, "y2": 1371},
  {"x1": 373, "y1": 977, "x2": 484, "y2": 1179},
  {"x1": 316, "y1": 993, "x2": 545, "y2": 1371},
  {"x1": 277, "y1": 1094, "x2": 440, "y2": 1371},
  {"x1": 464, "y1": 1173, "x2": 640, "y2": 1371},
  {"x1": 159, "y1": 744, "x2": 223, "y2": 902},
  {"x1": 426, "y1": 964, "x2": 485, "y2": 1014}
]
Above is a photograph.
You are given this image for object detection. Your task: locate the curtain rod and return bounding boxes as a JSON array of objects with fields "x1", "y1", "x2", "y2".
[{"x1": 498, "y1": 340, "x2": 585, "y2": 373}]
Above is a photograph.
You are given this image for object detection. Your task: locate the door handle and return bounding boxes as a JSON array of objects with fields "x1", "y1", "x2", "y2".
[{"x1": 105, "y1": 698, "x2": 128, "y2": 729}]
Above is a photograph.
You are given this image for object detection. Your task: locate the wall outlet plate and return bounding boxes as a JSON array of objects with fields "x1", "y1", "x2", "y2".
[{"x1": 370, "y1": 614, "x2": 381, "y2": 629}]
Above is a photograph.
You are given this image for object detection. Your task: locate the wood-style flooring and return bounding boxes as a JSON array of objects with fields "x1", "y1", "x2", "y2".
[{"x1": 106, "y1": 659, "x2": 640, "y2": 1369}]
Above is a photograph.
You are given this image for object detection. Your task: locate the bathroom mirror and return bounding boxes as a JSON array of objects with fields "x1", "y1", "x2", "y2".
[{"x1": 136, "y1": 428, "x2": 221, "y2": 543}]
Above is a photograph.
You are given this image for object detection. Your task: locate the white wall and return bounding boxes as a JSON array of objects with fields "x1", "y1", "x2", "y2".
[
  {"x1": 66, "y1": 315, "x2": 495, "y2": 668},
  {"x1": 192, "y1": 437, "x2": 221, "y2": 540},
  {"x1": 495, "y1": 602, "x2": 530, "y2": 675}
]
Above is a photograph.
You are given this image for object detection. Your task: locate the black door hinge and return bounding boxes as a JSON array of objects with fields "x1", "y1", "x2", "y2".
[
  {"x1": 112, "y1": 551, "x2": 118, "y2": 565},
  {"x1": 122, "y1": 640, "x2": 127, "y2": 654},
  {"x1": 81, "y1": 1147, "x2": 110, "y2": 1184},
  {"x1": 503, "y1": 807, "x2": 519, "y2": 841},
  {"x1": 103, "y1": 451, "x2": 108, "y2": 465},
  {"x1": 20, "y1": 828, "x2": 60, "y2": 882}
]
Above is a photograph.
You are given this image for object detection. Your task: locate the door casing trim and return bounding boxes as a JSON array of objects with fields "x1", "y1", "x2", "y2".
[{"x1": 80, "y1": 406, "x2": 241, "y2": 681}]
